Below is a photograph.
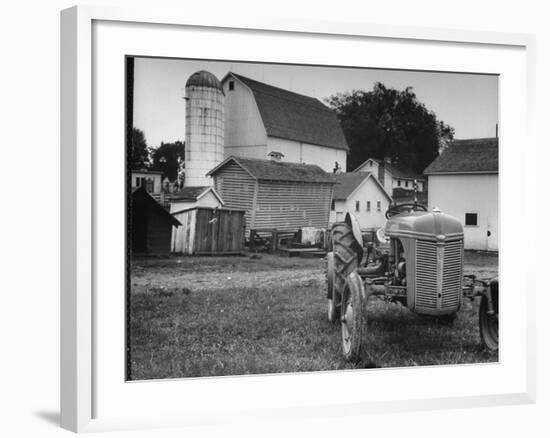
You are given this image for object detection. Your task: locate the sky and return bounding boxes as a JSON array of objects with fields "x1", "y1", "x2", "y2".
[{"x1": 133, "y1": 57, "x2": 499, "y2": 149}]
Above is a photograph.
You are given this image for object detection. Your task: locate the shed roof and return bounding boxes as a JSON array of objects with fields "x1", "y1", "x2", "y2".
[
  {"x1": 424, "y1": 138, "x2": 499, "y2": 174},
  {"x1": 207, "y1": 156, "x2": 337, "y2": 184},
  {"x1": 223, "y1": 73, "x2": 348, "y2": 151},
  {"x1": 132, "y1": 187, "x2": 181, "y2": 226},
  {"x1": 170, "y1": 186, "x2": 224, "y2": 204},
  {"x1": 332, "y1": 172, "x2": 392, "y2": 201}
]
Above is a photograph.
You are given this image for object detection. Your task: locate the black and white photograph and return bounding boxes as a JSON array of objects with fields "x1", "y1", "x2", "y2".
[{"x1": 126, "y1": 57, "x2": 499, "y2": 380}]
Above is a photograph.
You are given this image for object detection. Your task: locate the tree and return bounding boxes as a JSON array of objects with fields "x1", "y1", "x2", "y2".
[
  {"x1": 326, "y1": 83, "x2": 454, "y2": 173},
  {"x1": 150, "y1": 141, "x2": 185, "y2": 181},
  {"x1": 130, "y1": 127, "x2": 150, "y2": 169}
]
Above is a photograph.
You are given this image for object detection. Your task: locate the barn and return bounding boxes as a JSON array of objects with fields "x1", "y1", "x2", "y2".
[
  {"x1": 424, "y1": 137, "x2": 498, "y2": 251},
  {"x1": 221, "y1": 73, "x2": 349, "y2": 172},
  {"x1": 131, "y1": 187, "x2": 181, "y2": 255},
  {"x1": 207, "y1": 155, "x2": 336, "y2": 235},
  {"x1": 330, "y1": 172, "x2": 393, "y2": 230}
]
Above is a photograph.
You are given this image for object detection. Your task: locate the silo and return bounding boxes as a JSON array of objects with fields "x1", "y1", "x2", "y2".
[{"x1": 184, "y1": 70, "x2": 225, "y2": 187}]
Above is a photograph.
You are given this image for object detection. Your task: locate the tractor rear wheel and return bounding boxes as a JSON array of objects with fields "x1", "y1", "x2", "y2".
[
  {"x1": 326, "y1": 252, "x2": 339, "y2": 323},
  {"x1": 479, "y1": 289, "x2": 499, "y2": 351},
  {"x1": 331, "y1": 221, "x2": 361, "y2": 306},
  {"x1": 341, "y1": 272, "x2": 368, "y2": 363}
]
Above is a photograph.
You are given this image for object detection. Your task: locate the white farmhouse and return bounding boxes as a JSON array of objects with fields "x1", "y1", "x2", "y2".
[
  {"x1": 131, "y1": 169, "x2": 163, "y2": 195},
  {"x1": 329, "y1": 172, "x2": 393, "y2": 230},
  {"x1": 354, "y1": 157, "x2": 426, "y2": 195},
  {"x1": 424, "y1": 138, "x2": 498, "y2": 251},
  {"x1": 221, "y1": 73, "x2": 349, "y2": 172}
]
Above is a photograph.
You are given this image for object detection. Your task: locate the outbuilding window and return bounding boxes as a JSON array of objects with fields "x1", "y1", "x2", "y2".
[
  {"x1": 228, "y1": 81, "x2": 235, "y2": 91},
  {"x1": 377, "y1": 201, "x2": 381, "y2": 212},
  {"x1": 366, "y1": 201, "x2": 371, "y2": 212},
  {"x1": 355, "y1": 201, "x2": 360, "y2": 212},
  {"x1": 465, "y1": 213, "x2": 478, "y2": 226},
  {"x1": 331, "y1": 200, "x2": 335, "y2": 211},
  {"x1": 405, "y1": 181, "x2": 409, "y2": 188},
  {"x1": 397, "y1": 180, "x2": 401, "y2": 187}
]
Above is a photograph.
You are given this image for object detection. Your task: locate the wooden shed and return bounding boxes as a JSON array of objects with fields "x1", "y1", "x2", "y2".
[
  {"x1": 131, "y1": 187, "x2": 181, "y2": 255},
  {"x1": 207, "y1": 156, "x2": 336, "y2": 235},
  {"x1": 171, "y1": 207, "x2": 245, "y2": 255}
]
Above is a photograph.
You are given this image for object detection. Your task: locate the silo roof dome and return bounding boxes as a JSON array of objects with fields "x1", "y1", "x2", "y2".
[{"x1": 185, "y1": 70, "x2": 223, "y2": 91}]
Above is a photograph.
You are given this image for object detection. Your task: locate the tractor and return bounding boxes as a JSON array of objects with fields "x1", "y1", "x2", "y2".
[{"x1": 326, "y1": 202, "x2": 498, "y2": 363}]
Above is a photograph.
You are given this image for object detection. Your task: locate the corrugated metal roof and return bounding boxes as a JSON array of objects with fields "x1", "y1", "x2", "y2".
[
  {"x1": 208, "y1": 156, "x2": 337, "y2": 183},
  {"x1": 226, "y1": 73, "x2": 348, "y2": 151},
  {"x1": 424, "y1": 138, "x2": 499, "y2": 174},
  {"x1": 170, "y1": 186, "x2": 210, "y2": 202}
]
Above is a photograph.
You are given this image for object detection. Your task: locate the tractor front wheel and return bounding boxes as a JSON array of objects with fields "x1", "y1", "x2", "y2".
[
  {"x1": 326, "y1": 252, "x2": 339, "y2": 323},
  {"x1": 341, "y1": 272, "x2": 368, "y2": 363},
  {"x1": 479, "y1": 290, "x2": 499, "y2": 351}
]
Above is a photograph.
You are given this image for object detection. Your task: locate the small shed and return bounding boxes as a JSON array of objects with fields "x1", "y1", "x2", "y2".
[
  {"x1": 207, "y1": 155, "x2": 336, "y2": 235},
  {"x1": 131, "y1": 187, "x2": 181, "y2": 255},
  {"x1": 169, "y1": 186, "x2": 224, "y2": 213},
  {"x1": 171, "y1": 207, "x2": 245, "y2": 255}
]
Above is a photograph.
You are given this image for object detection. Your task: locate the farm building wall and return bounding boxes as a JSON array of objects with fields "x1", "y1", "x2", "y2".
[
  {"x1": 427, "y1": 173, "x2": 498, "y2": 251},
  {"x1": 171, "y1": 207, "x2": 245, "y2": 255},
  {"x1": 329, "y1": 177, "x2": 390, "y2": 230},
  {"x1": 266, "y1": 137, "x2": 347, "y2": 173},
  {"x1": 254, "y1": 181, "x2": 333, "y2": 231},
  {"x1": 212, "y1": 161, "x2": 257, "y2": 232},
  {"x1": 223, "y1": 77, "x2": 268, "y2": 159}
]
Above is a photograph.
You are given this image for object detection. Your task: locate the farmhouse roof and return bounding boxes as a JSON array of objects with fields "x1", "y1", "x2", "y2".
[
  {"x1": 332, "y1": 172, "x2": 392, "y2": 201},
  {"x1": 223, "y1": 73, "x2": 349, "y2": 151},
  {"x1": 424, "y1": 137, "x2": 499, "y2": 174},
  {"x1": 354, "y1": 158, "x2": 425, "y2": 180},
  {"x1": 132, "y1": 187, "x2": 181, "y2": 226},
  {"x1": 170, "y1": 186, "x2": 224, "y2": 204},
  {"x1": 207, "y1": 156, "x2": 337, "y2": 184}
]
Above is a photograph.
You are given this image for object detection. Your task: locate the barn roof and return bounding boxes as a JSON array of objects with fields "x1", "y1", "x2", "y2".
[
  {"x1": 132, "y1": 187, "x2": 181, "y2": 226},
  {"x1": 224, "y1": 73, "x2": 349, "y2": 151},
  {"x1": 424, "y1": 138, "x2": 499, "y2": 174},
  {"x1": 332, "y1": 172, "x2": 392, "y2": 201},
  {"x1": 207, "y1": 156, "x2": 337, "y2": 184}
]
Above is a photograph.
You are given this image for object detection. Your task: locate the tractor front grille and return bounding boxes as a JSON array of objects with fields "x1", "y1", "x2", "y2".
[{"x1": 414, "y1": 239, "x2": 463, "y2": 313}]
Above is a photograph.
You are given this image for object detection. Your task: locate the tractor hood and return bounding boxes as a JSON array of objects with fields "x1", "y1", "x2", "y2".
[{"x1": 385, "y1": 210, "x2": 463, "y2": 242}]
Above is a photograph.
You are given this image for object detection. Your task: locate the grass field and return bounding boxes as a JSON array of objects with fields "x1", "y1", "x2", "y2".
[{"x1": 129, "y1": 251, "x2": 498, "y2": 380}]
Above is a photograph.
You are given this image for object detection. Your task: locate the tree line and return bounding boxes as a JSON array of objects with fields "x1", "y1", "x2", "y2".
[{"x1": 130, "y1": 128, "x2": 185, "y2": 181}]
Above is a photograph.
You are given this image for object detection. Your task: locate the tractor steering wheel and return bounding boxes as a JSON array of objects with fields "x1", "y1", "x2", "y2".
[{"x1": 385, "y1": 203, "x2": 428, "y2": 219}]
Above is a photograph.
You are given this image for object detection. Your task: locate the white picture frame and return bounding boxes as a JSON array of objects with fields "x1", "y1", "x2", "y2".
[{"x1": 60, "y1": 5, "x2": 536, "y2": 433}]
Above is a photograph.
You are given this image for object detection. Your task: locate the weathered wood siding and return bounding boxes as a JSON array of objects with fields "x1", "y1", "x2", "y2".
[
  {"x1": 254, "y1": 181, "x2": 333, "y2": 231},
  {"x1": 145, "y1": 214, "x2": 174, "y2": 255},
  {"x1": 171, "y1": 207, "x2": 245, "y2": 255},
  {"x1": 213, "y1": 162, "x2": 257, "y2": 231},
  {"x1": 171, "y1": 209, "x2": 197, "y2": 254}
]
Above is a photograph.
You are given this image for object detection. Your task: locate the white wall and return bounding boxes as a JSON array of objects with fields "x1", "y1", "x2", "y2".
[
  {"x1": 131, "y1": 172, "x2": 162, "y2": 194},
  {"x1": 329, "y1": 177, "x2": 390, "y2": 229},
  {"x1": 427, "y1": 174, "x2": 498, "y2": 250},
  {"x1": 267, "y1": 137, "x2": 347, "y2": 172},
  {"x1": 223, "y1": 76, "x2": 268, "y2": 158}
]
